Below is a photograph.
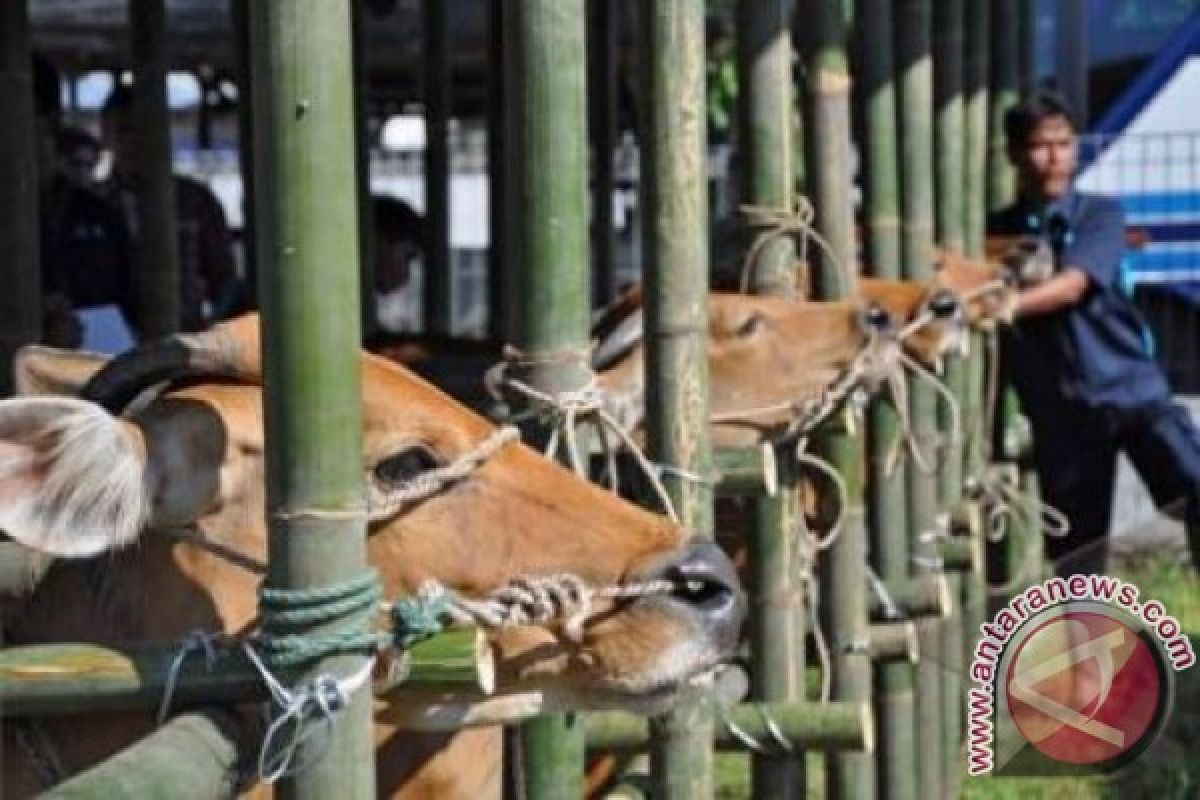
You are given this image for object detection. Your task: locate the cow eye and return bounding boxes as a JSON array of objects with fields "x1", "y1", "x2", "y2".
[
  {"x1": 735, "y1": 312, "x2": 766, "y2": 337},
  {"x1": 374, "y1": 445, "x2": 441, "y2": 486}
]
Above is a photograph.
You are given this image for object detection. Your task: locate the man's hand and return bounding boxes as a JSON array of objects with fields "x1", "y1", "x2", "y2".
[{"x1": 1013, "y1": 267, "x2": 1090, "y2": 318}]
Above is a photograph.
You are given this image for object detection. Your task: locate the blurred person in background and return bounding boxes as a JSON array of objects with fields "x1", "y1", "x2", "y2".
[
  {"x1": 34, "y1": 54, "x2": 137, "y2": 349},
  {"x1": 99, "y1": 82, "x2": 239, "y2": 332}
]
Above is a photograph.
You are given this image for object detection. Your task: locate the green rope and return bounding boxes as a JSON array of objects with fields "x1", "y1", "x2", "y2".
[
  {"x1": 389, "y1": 590, "x2": 454, "y2": 650},
  {"x1": 256, "y1": 570, "x2": 386, "y2": 669},
  {"x1": 254, "y1": 569, "x2": 456, "y2": 668}
]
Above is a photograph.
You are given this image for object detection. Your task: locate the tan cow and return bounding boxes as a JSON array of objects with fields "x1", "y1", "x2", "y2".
[
  {"x1": 591, "y1": 291, "x2": 901, "y2": 449},
  {"x1": 0, "y1": 315, "x2": 745, "y2": 798}
]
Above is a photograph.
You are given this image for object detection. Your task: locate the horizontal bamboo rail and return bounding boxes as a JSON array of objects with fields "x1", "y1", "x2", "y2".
[
  {"x1": 868, "y1": 573, "x2": 951, "y2": 620},
  {"x1": 586, "y1": 700, "x2": 874, "y2": 753},
  {"x1": 0, "y1": 630, "x2": 491, "y2": 717},
  {"x1": 714, "y1": 445, "x2": 779, "y2": 496},
  {"x1": 41, "y1": 710, "x2": 245, "y2": 799}
]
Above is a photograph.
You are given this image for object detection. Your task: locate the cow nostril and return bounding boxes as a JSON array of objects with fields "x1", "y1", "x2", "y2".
[
  {"x1": 862, "y1": 303, "x2": 893, "y2": 333},
  {"x1": 929, "y1": 290, "x2": 960, "y2": 318},
  {"x1": 667, "y1": 570, "x2": 734, "y2": 612}
]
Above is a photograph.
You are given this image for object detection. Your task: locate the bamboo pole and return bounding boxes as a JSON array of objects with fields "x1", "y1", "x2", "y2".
[
  {"x1": 639, "y1": 1, "x2": 715, "y2": 797},
  {"x1": 804, "y1": 2, "x2": 873, "y2": 797},
  {"x1": 423, "y1": 0, "x2": 451, "y2": 335},
  {"x1": 588, "y1": 0, "x2": 618, "y2": 309},
  {"x1": 586, "y1": 700, "x2": 875, "y2": 752},
  {"x1": 934, "y1": 1, "x2": 967, "y2": 789},
  {"x1": 962, "y1": 0, "x2": 991, "y2": 676},
  {"x1": 41, "y1": 711, "x2": 246, "y2": 800},
  {"x1": 737, "y1": 0, "x2": 798, "y2": 296},
  {"x1": 249, "y1": 1, "x2": 373, "y2": 795},
  {"x1": 737, "y1": 4, "x2": 804, "y2": 795},
  {"x1": 855, "y1": 0, "x2": 916, "y2": 795},
  {"x1": 130, "y1": 0, "x2": 181, "y2": 337},
  {"x1": 0, "y1": 0, "x2": 40, "y2": 396},
  {"x1": 714, "y1": 444, "x2": 779, "y2": 496},
  {"x1": 506, "y1": 2, "x2": 591, "y2": 797},
  {"x1": 895, "y1": 2, "x2": 945, "y2": 797}
]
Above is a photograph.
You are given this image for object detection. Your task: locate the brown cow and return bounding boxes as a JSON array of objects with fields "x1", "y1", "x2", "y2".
[
  {"x1": 0, "y1": 315, "x2": 744, "y2": 798},
  {"x1": 591, "y1": 291, "x2": 900, "y2": 449}
]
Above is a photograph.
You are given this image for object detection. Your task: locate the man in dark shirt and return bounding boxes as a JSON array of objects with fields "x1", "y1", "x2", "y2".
[
  {"x1": 99, "y1": 84, "x2": 239, "y2": 332},
  {"x1": 33, "y1": 55, "x2": 137, "y2": 348},
  {"x1": 989, "y1": 92, "x2": 1200, "y2": 577}
]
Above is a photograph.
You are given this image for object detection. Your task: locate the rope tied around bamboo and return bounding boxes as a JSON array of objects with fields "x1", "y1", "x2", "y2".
[
  {"x1": 485, "y1": 344, "x2": 681, "y2": 521},
  {"x1": 737, "y1": 198, "x2": 854, "y2": 295}
]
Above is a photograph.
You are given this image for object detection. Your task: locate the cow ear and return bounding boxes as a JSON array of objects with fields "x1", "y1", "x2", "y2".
[
  {"x1": 0, "y1": 396, "x2": 148, "y2": 556},
  {"x1": 14, "y1": 345, "x2": 111, "y2": 396}
]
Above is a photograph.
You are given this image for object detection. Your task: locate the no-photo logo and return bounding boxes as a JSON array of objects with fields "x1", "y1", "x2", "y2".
[
  {"x1": 1004, "y1": 608, "x2": 1166, "y2": 768},
  {"x1": 967, "y1": 576, "x2": 1194, "y2": 778}
]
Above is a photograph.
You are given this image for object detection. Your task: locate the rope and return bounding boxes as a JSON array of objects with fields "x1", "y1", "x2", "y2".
[
  {"x1": 255, "y1": 570, "x2": 385, "y2": 669},
  {"x1": 157, "y1": 629, "x2": 220, "y2": 725},
  {"x1": 720, "y1": 703, "x2": 796, "y2": 757},
  {"x1": 865, "y1": 566, "x2": 902, "y2": 620},
  {"x1": 737, "y1": 199, "x2": 851, "y2": 294},
  {"x1": 969, "y1": 469, "x2": 1071, "y2": 544},
  {"x1": 367, "y1": 426, "x2": 520, "y2": 521},
  {"x1": 243, "y1": 642, "x2": 377, "y2": 784},
  {"x1": 387, "y1": 574, "x2": 679, "y2": 645},
  {"x1": 485, "y1": 349, "x2": 681, "y2": 522}
]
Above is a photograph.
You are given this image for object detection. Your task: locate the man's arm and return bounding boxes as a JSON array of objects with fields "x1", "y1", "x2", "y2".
[{"x1": 1014, "y1": 267, "x2": 1090, "y2": 317}]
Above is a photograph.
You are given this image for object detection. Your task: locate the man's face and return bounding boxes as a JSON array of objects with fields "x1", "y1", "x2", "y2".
[
  {"x1": 1011, "y1": 115, "x2": 1078, "y2": 203},
  {"x1": 101, "y1": 113, "x2": 138, "y2": 180}
]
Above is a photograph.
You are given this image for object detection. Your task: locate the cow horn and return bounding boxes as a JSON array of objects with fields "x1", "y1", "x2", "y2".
[
  {"x1": 592, "y1": 308, "x2": 644, "y2": 371},
  {"x1": 82, "y1": 315, "x2": 263, "y2": 413}
]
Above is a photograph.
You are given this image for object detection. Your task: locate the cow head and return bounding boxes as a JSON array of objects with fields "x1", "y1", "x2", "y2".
[
  {"x1": 931, "y1": 249, "x2": 1019, "y2": 328},
  {"x1": 0, "y1": 315, "x2": 744, "y2": 729},
  {"x1": 594, "y1": 292, "x2": 899, "y2": 449}
]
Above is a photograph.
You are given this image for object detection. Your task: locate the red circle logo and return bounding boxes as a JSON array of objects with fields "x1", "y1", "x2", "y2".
[{"x1": 1004, "y1": 610, "x2": 1164, "y2": 766}]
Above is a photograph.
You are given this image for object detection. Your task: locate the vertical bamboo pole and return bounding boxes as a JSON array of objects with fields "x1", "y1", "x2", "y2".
[
  {"x1": 805, "y1": 2, "x2": 872, "y2": 798},
  {"x1": 987, "y1": 0, "x2": 1018, "y2": 215},
  {"x1": 934, "y1": 0, "x2": 966, "y2": 791},
  {"x1": 0, "y1": 0, "x2": 40, "y2": 395},
  {"x1": 737, "y1": 0, "x2": 798, "y2": 295},
  {"x1": 736, "y1": 3, "x2": 804, "y2": 796},
  {"x1": 856, "y1": 1, "x2": 916, "y2": 797},
  {"x1": 961, "y1": 0, "x2": 990, "y2": 673},
  {"x1": 640, "y1": 1, "x2": 715, "y2": 797},
  {"x1": 895, "y1": 2, "x2": 944, "y2": 798},
  {"x1": 423, "y1": 0, "x2": 451, "y2": 335},
  {"x1": 248, "y1": 1, "x2": 374, "y2": 797},
  {"x1": 588, "y1": 0, "x2": 618, "y2": 310},
  {"x1": 507, "y1": 2, "x2": 591, "y2": 797},
  {"x1": 130, "y1": 0, "x2": 181, "y2": 337}
]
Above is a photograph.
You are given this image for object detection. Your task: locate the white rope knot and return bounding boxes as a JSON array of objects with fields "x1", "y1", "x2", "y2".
[
  {"x1": 157, "y1": 629, "x2": 221, "y2": 725},
  {"x1": 242, "y1": 642, "x2": 376, "y2": 785},
  {"x1": 403, "y1": 574, "x2": 679, "y2": 645},
  {"x1": 737, "y1": 198, "x2": 853, "y2": 295},
  {"x1": 486, "y1": 351, "x2": 681, "y2": 522}
]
